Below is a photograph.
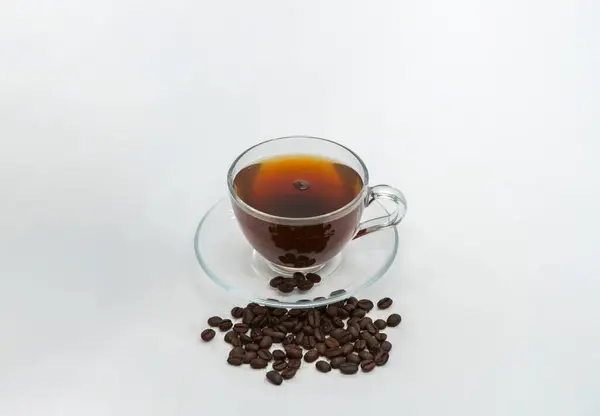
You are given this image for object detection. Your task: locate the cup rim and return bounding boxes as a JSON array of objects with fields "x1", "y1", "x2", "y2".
[{"x1": 227, "y1": 135, "x2": 370, "y2": 224}]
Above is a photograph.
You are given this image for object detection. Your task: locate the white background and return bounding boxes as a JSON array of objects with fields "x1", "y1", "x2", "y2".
[{"x1": 1, "y1": 0, "x2": 599, "y2": 415}]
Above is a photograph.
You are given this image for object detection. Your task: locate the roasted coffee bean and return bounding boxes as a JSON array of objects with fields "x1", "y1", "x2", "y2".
[
  {"x1": 227, "y1": 356, "x2": 243, "y2": 366},
  {"x1": 330, "y1": 289, "x2": 346, "y2": 297},
  {"x1": 288, "y1": 359, "x2": 301, "y2": 369},
  {"x1": 332, "y1": 317, "x2": 345, "y2": 328},
  {"x1": 231, "y1": 307, "x2": 244, "y2": 319},
  {"x1": 315, "y1": 360, "x2": 331, "y2": 373},
  {"x1": 207, "y1": 316, "x2": 223, "y2": 327},
  {"x1": 271, "y1": 332, "x2": 286, "y2": 343},
  {"x1": 282, "y1": 334, "x2": 295, "y2": 345},
  {"x1": 325, "y1": 338, "x2": 340, "y2": 349},
  {"x1": 337, "y1": 308, "x2": 350, "y2": 319},
  {"x1": 377, "y1": 297, "x2": 393, "y2": 309},
  {"x1": 343, "y1": 304, "x2": 357, "y2": 313},
  {"x1": 314, "y1": 328, "x2": 325, "y2": 342},
  {"x1": 281, "y1": 368, "x2": 297, "y2": 379},
  {"x1": 245, "y1": 343, "x2": 259, "y2": 352},
  {"x1": 269, "y1": 276, "x2": 284, "y2": 288},
  {"x1": 361, "y1": 360, "x2": 376, "y2": 372},
  {"x1": 380, "y1": 341, "x2": 392, "y2": 352},
  {"x1": 339, "y1": 362, "x2": 359, "y2": 375},
  {"x1": 346, "y1": 296, "x2": 358, "y2": 305},
  {"x1": 239, "y1": 334, "x2": 253, "y2": 344},
  {"x1": 330, "y1": 356, "x2": 347, "y2": 369},
  {"x1": 272, "y1": 307, "x2": 288, "y2": 317},
  {"x1": 251, "y1": 327, "x2": 262, "y2": 338},
  {"x1": 330, "y1": 328, "x2": 347, "y2": 341},
  {"x1": 347, "y1": 317, "x2": 360, "y2": 327},
  {"x1": 292, "y1": 321, "x2": 305, "y2": 334},
  {"x1": 375, "y1": 333, "x2": 388, "y2": 342},
  {"x1": 357, "y1": 299, "x2": 374, "y2": 311},
  {"x1": 321, "y1": 321, "x2": 334, "y2": 335},
  {"x1": 387, "y1": 313, "x2": 402, "y2": 327},
  {"x1": 230, "y1": 336, "x2": 242, "y2": 347},
  {"x1": 306, "y1": 273, "x2": 321, "y2": 283},
  {"x1": 295, "y1": 332, "x2": 305, "y2": 345},
  {"x1": 360, "y1": 331, "x2": 371, "y2": 340},
  {"x1": 375, "y1": 352, "x2": 389, "y2": 366},
  {"x1": 297, "y1": 280, "x2": 314, "y2": 291},
  {"x1": 233, "y1": 323, "x2": 249, "y2": 333},
  {"x1": 243, "y1": 352, "x2": 257, "y2": 364},
  {"x1": 303, "y1": 325, "x2": 314, "y2": 335},
  {"x1": 219, "y1": 319, "x2": 233, "y2": 331},
  {"x1": 325, "y1": 305, "x2": 338, "y2": 318},
  {"x1": 250, "y1": 358, "x2": 268, "y2": 369},
  {"x1": 288, "y1": 309, "x2": 303, "y2": 317},
  {"x1": 325, "y1": 347, "x2": 344, "y2": 358},
  {"x1": 302, "y1": 337, "x2": 311, "y2": 349},
  {"x1": 374, "y1": 319, "x2": 387, "y2": 330},
  {"x1": 229, "y1": 347, "x2": 246, "y2": 357},
  {"x1": 353, "y1": 339, "x2": 367, "y2": 352},
  {"x1": 272, "y1": 349, "x2": 286, "y2": 361},
  {"x1": 307, "y1": 336, "x2": 316, "y2": 349},
  {"x1": 366, "y1": 336, "x2": 379, "y2": 350},
  {"x1": 286, "y1": 347, "x2": 303, "y2": 359},
  {"x1": 259, "y1": 336, "x2": 273, "y2": 349},
  {"x1": 242, "y1": 309, "x2": 254, "y2": 325},
  {"x1": 348, "y1": 326, "x2": 360, "y2": 341},
  {"x1": 250, "y1": 316, "x2": 264, "y2": 328},
  {"x1": 351, "y1": 308, "x2": 366, "y2": 318},
  {"x1": 266, "y1": 370, "x2": 283, "y2": 386},
  {"x1": 281, "y1": 321, "x2": 295, "y2": 332},
  {"x1": 253, "y1": 306, "x2": 268, "y2": 315},
  {"x1": 358, "y1": 317, "x2": 372, "y2": 329},
  {"x1": 339, "y1": 331, "x2": 353, "y2": 344},
  {"x1": 258, "y1": 349, "x2": 273, "y2": 361},
  {"x1": 247, "y1": 302, "x2": 259, "y2": 309},
  {"x1": 273, "y1": 324, "x2": 286, "y2": 334},
  {"x1": 316, "y1": 342, "x2": 327, "y2": 356},
  {"x1": 341, "y1": 343, "x2": 354, "y2": 356},
  {"x1": 359, "y1": 351, "x2": 374, "y2": 361},
  {"x1": 282, "y1": 277, "x2": 297, "y2": 287},
  {"x1": 272, "y1": 360, "x2": 288, "y2": 371},
  {"x1": 366, "y1": 323, "x2": 379, "y2": 335},
  {"x1": 304, "y1": 350, "x2": 319, "y2": 363},
  {"x1": 278, "y1": 283, "x2": 295, "y2": 293},
  {"x1": 293, "y1": 272, "x2": 306, "y2": 282},
  {"x1": 347, "y1": 353, "x2": 361, "y2": 364},
  {"x1": 200, "y1": 329, "x2": 215, "y2": 341}
]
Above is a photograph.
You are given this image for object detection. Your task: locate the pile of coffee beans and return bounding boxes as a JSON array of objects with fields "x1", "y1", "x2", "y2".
[
  {"x1": 200, "y1": 295, "x2": 401, "y2": 385},
  {"x1": 269, "y1": 272, "x2": 322, "y2": 293}
]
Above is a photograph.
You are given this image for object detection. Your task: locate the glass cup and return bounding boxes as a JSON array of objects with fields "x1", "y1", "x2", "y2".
[{"x1": 227, "y1": 136, "x2": 407, "y2": 276}]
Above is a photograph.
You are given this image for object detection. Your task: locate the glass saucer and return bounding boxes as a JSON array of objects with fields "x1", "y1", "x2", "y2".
[{"x1": 194, "y1": 198, "x2": 399, "y2": 308}]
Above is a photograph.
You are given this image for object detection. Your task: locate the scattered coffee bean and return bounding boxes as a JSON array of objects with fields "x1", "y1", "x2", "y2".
[
  {"x1": 377, "y1": 297, "x2": 393, "y2": 309},
  {"x1": 245, "y1": 343, "x2": 259, "y2": 352},
  {"x1": 375, "y1": 333, "x2": 387, "y2": 343},
  {"x1": 207, "y1": 316, "x2": 223, "y2": 327},
  {"x1": 200, "y1": 328, "x2": 216, "y2": 342},
  {"x1": 304, "y1": 350, "x2": 319, "y2": 363},
  {"x1": 281, "y1": 368, "x2": 297, "y2": 379},
  {"x1": 253, "y1": 305, "x2": 268, "y2": 315},
  {"x1": 297, "y1": 280, "x2": 314, "y2": 291},
  {"x1": 288, "y1": 359, "x2": 302, "y2": 369},
  {"x1": 351, "y1": 308, "x2": 366, "y2": 318},
  {"x1": 359, "y1": 351, "x2": 374, "y2": 361},
  {"x1": 239, "y1": 334, "x2": 253, "y2": 344},
  {"x1": 326, "y1": 305, "x2": 338, "y2": 318},
  {"x1": 258, "y1": 349, "x2": 273, "y2": 361},
  {"x1": 380, "y1": 341, "x2": 392, "y2": 352},
  {"x1": 227, "y1": 356, "x2": 243, "y2": 366},
  {"x1": 330, "y1": 356, "x2": 347, "y2": 369},
  {"x1": 315, "y1": 360, "x2": 332, "y2": 373},
  {"x1": 306, "y1": 273, "x2": 321, "y2": 283},
  {"x1": 286, "y1": 347, "x2": 303, "y2": 359},
  {"x1": 272, "y1": 360, "x2": 288, "y2": 371},
  {"x1": 337, "y1": 308, "x2": 350, "y2": 319},
  {"x1": 259, "y1": 336, "x2": 273, "y2": 349},
  {"x1": 366, "y1": 336, "x2": 379, "y2": 350},
  {"x1": 231, "y1": 307, "x2": 244, "y2": 319},
  {"x1": 233, "y1": 323, "x2": 249, "y2": 333},
  {"x1": 266, "y1": 370, "x2": 283, "y2": 386},
  {"x1": 218, "y1": 319, "x2": 233, "y2": 331},
  {"x1": 325, "y1": 338, "x2": 340, "y2": 349},
  {"x1": 387, "y1": 313, "x2": 402, "y2": 327},
  {"x1": 272, "y1": 308, "x2": 287, "y2": 316},
  {"x1": 347, "y1": 353, "x2": 361, "y2": 364},
  {"x1": 341, "y1": 343, "x2": 355, "y2": 356},
  {"x1": 360, "y1": 360, "x2": 376, "y2": 372},
  {"x1": 272, "y1": 349, "x2": 286, "y2": 361},
  {"x1": 353, "y1": 339, "x2": 366, "y2": 352},
  {"x1": 242, "y1": 309, "x2": 254, "y2": 325},
  {"x1": 357, "y1": 299, "x2": 374, "y2": 311},
  {"x1": 316, "y1": 342, "x2": 327, "y2": 356},
  {"x1": 374, "y1": 319, "x2": 387, "y2": 330},
  {"x1": 325, "y1": 347, "x2": 344, "y2": 358},
  {"x1": 293, "y1": 272, "x2": 306, "y2": 282},
  {"x1": 339, "y1": 362, "x2": 359, "y2": 375},
  {"x1": 282, "y1": 277, "x2": 297, "y2": 287},
  {"x1": 295, "y1": 332, "x2": 304, "y2": 345},
  {"x1": 375, "y1": 352, "x2": 389, "y2": 366},
  {"x1": 278, "y1": 283, "x2": 295, "y2": 293},
  {"x1": 250, "y1": 358, "x2": 268, "y2": 369},
  {"x1": 269, "y1": 276, "x2": 284, "y2": 288},
  {"x1": 314, "y1": 328, "x2": 325, "y2": 342},
  {"x1": 243, "y1": 352, "x2": 257, "y2": 364},
  {"x1": 229, "y1": 347, "x2": 246, "y2": 357},
  {"x1": 366, "y1": 323, "x2": 379, "y2": 335}
]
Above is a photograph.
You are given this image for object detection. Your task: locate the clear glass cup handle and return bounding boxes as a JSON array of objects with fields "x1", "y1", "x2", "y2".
[{"x1": 354, "y1": 185, "x2": 407, "y2": 239}]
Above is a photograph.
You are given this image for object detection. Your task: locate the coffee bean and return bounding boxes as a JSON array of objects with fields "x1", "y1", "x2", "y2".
[
  {"x1": 343, "y1": 304, "x2": 357, "y2": 313},
  {"x1": 359, "y1": 351, "x2": 374, "y2": 361},
  {"x1": 346, "y1": 296, "x2": 358, "y2": 305},
  {"x1": 269, "y1": 276, "x2": 284, "y2": 288},
  {"x1": 305, "y1": 273, "x2": 321, "y2": 283},
  {"x1": 229, "y1": 347, "x2": 246, "y2": 357},
  {"x1": 292, "y1": 321, "x2": 304, "y2": 334},
  {"x1": 266, "y1": 370, "x2": 283, "y2": 386},
  {"x1": 346, "y1": 353, "x2": 361, "y2": 364},
  {"x1": 271, "y1": 332, "x2": 286, "y2": 343},
  {"x1": 200, "y1": 328, "x2": 215, "y2": 341},
  {"x1": 251, "y1": 316, "x2": 265, "y2": 328},
  {"x1": 242, "y1": 309, "x2": 254, "y2": 325},
  {"x1": 321, "y1": 321, "x2": 334, "y2": 335},
  {"x1": 353, "y1": 339, "x2": 366, "y2": 352},
  {"x1": 330, "y1": 328, "x2": 347, "y2": 341},
  {"x1": 297, "y1": 280, "x2": 314, "y2": 291},
  {"x1": 366, "y1": 336, "x2": 379, "y2": 350},
  {"x1": 233, "y1": 323, "x2": 249, "y2": 333},
  {"x1": 272, "y1": 360, "x2": 288, "y2": 371},
  {"x1": 227, "y1": 356, "x2": 243, "y2": 366},
  {"x1": 374, "y1": 319, "x2": 387, "y2": 330},
  {"x1": 315, "y1": 360, "x2": 331, "y2": 373},
  {"x1": 325, "y1": 305, "x2": 338, "y2": 318},
  {"x1": 288, "y1": 359, "x2": 301, "y2": 369},
  {"x1": 250, "y1": 358, "x2": 268, "y2": 369},
  {"x1": 359, "y1": 331, "x2": 371, "y2": 340},
  {"x1": 358, "y1": 317, "x2": 372, "y2": 329},
  {"x1": 325, "y1": 338, "x2": 340, "y2": 349},
  {"x1": 325, "y1": 347, "x2": 344, "y2": 358},
  {"x1": 314, "y1": 328, "x2": 325, "y2": 342},
  {"x1": 245, "y1": 343, "x2": 259, "y2": 352},
  {"x1": 375, "y1": 333, "x2": 387, "y2": 342},
  {"x1": 230, "y1": 336, "x2": 242, "y2": 347},
  {"x1": 304, "y1": 350, "x2": 319, "y2": 363},
  {"x1": 360, "y1": 360, "x2": 376, "y2": 372},
  {"x1": 348, "y1": 326, "x2": 360, "y2": 341},
  {"x1": 377, "y1": 297, "x2": 393, "y2": 309},
  {"x1": 387, "y1": 313, "x2": 402, "y2": 327},
  {"x1": 218, "y1": 319, "x2": 233, "y2": 331},
  {"x1": 282, "y1": 277, "x2": 297, "y2": 287},
  {"x1": 281, "y1": 368, "x2": 297, "y2": 379},
  {"x1": 332, "y1": 317, "x2": 345, "y2": 328},
  {"x1": 253, "y1": 306, "x2": 268, "y2": 315},
  {"x1": 303, "y1": 325, "x2": 314, "y2": 335},
  {"x1": 278, "y1": 283, "x2": 294, "y2": 293},
  {"x1": 288, "y1": 309, "x2": 303, "y2": 317},
  {"x1": 272, "y1": 349, "x2": 286, "y2": 361},
  {"x1": 341, "y1": 343, "x2": 354, "y2": 356},
  {"x1": 239, "y1": 334, "x2": 253, "y2": 344},
  {"x1": 337, "y1": 308, "x2": 350, "y2": 319},
  {"x1": 347, "y1": 317, "x2": 360, "y2": 327},
  {"x1": 231, "y1": 307, "x2": 244, "y2": 319},
  {"x1": 357, "y1": 299, "x2": 374, "y2": 311},
  {"x1": 307, "y1": 335, "x2": 316, "y2": 349},
  {"x1": 258, "y1": 349, "x2": 273, "y2": 361},
  {"x1": 272, "y1": 308, "x2": 288, "y2": 316},
  {"x1": 339, "y1": 362, "x2": 359, "y2": 374},
  {"x1": 330, "y1": 289, "x2": 346, "y2": 297},
  {"x1": 295, "y1": 332, "x2": 304, "y2": 345},
  {"x1": 375, "y1": 352, "x2": 389, "y2": 366},
  {"x1": 282, "y1": 334, "x2": 295, "y2": 345},
  {"x1": 351, "y1": 308, "x2": 366, "y2": 318},
  {"x1": 281, "y1": 321, "x2": 295, "y2": 331},
  {"x1": 207, "y1": 316, "x2": 223, "y2": 327},
  {"x1": 316, "y1": 342, "x2": 327, "y2": 356},
  {"x1": 380, "y1": 341, "x2": 392, "y2": 352},
  {"x1": 244, "y1": 350, "x2": 258, "y2": 362},
  {"x1": 259, "y1": 336, "x2": 273, "y2": 349},
  {"x1": 247, "y1": 302, "x2": 259, "y2": 309},
  {"x1": 339, "y1": 331, "x2": 353, "y2": 344},
  {"x1": 330, "y1": 356, "x2": 347, "y2": 369},
  {"x1": 293, "y1": 272, "x2": 306, "y2": 282},
  {"x1": 366, "y1": 323, "x2": 378, "y2": 335},
  {"x1": 286, "y1": 347, "x2": 303, "y2": 359}
]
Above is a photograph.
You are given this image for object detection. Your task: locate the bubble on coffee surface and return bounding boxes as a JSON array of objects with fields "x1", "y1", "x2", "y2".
[{"x1": 292, "y1": 179, "x2": 310, "y2": 191}]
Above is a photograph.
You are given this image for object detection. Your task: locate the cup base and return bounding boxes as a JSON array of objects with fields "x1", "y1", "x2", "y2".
[{"x1": 251, "y1": 250, "x2": 343, "y2": 278}]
